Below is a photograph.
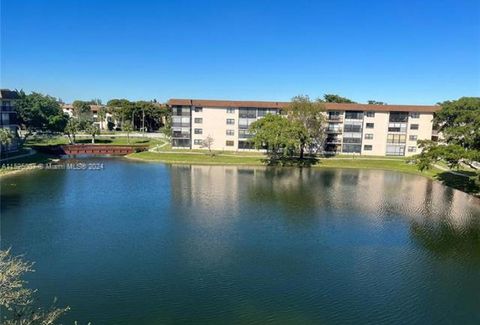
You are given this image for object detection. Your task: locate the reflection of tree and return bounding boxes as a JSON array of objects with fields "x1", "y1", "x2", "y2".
[
  {"x1": 246, "y1": 168, "x2": 325, "y2": 219},
  {"x1": 410, "y1": 218, "x2": 480, "y2": 261}
]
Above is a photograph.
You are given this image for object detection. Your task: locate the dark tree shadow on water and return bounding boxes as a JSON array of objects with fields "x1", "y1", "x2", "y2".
[
  {"x1": 262, "y1": 156, "x2": 319, "y2": 167},
  {"x1": 410, "y1": 218, "x2": 480, "y2": 263},
  {"x1": 435, "y1": 171, "x2": 480, "y2": 197}
]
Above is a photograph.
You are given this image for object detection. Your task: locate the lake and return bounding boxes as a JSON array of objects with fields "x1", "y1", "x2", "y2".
[{"x1": 1, "y1": 158, "x2": 480, "y2": 324}]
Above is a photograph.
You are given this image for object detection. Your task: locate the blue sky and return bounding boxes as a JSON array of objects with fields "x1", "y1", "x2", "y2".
[{"x1": 1, "y1": 0, "x2": 479, "y2": 104}]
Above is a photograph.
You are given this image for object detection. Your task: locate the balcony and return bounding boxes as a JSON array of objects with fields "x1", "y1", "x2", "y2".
[
  {"x1": 326, "y1": 129, "x2": 342, "y2": 134},
  {"x1": 327, "y1": 116, "x2": 343, "y2": 122},
  {"x1": 325, "y1": 139, "x2": 342, "y2": 144},
  {"x1": 172, "y1": 133, "x2": 191, "y2": 139}
]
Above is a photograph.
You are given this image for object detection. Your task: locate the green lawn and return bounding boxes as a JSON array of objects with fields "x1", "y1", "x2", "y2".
[
  {"x1": 26, "y1": 135, "x2": 165, "y2": 147},
  {"x1": 129, "y1": 151, "x2": 265, "y2": 165}
]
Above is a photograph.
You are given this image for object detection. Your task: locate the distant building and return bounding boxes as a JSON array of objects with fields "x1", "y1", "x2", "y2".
[
  {"x1": 0, "y1": 89, "x2": 21, "y2": 155},
  {"x1": 62, "y1": 104, "x2": 117, "y2": 130},
  {"x1": 167, "y1": 98, "x2": 440, "y2": 157}
]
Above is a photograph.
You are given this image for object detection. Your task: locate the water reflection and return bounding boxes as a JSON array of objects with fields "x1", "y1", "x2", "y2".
[{"x1": 170, "y1": 165, "x2": 480, "y2": 259}]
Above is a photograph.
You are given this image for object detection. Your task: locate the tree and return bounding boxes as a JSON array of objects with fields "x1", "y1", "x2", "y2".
[
  {"x1": 107, "y1": 99, "x2": 169, "y2": 132},
  {"x1": 434, "y1": 97, "x2": 480, "y2": 150},
  {"x1": 15, "y1": 91, "x2": 69, "y2": 141},
  {"x1": 64, "y1": 119, "x2": 79, "y2": 144},
  {"x1": 72, "y1": 100, "x2": 92, "y2": 121},
  {"x1": 84, "y1": 122, "x2": 100, "y2": 144},
  {"x1": 412, "y1": 97, "x2": 480, "y2": 174},
  {"x1": 123, "y1": 122, "x2": 133, "y2": 144},
  {"x1": 0, "y1": 128, "x2": 13, "y2": 147},
  {"x1": 201, "y1": 135, "x2": 214, "y2": 155},
  {"x1": 97, "y1": 107, "x2": 107, "y2": 130},
  {"x1": 0, "y1": 128, "x2": 13, "y2": 157},
  {"x1": 249, "y1": 114, "x2": 306, "y2": 159},
  {"x1": 322, "y1": 94, "x2": 356, "y2": 103},
  {"x1": 284, "y1": 95, "x2": 326, "y2": 158},
  {"x1": 0, "y1": 249, "x2": 69, "y2": 324}
]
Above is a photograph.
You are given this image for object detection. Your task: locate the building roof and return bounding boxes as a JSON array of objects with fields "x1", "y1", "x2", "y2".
[
  {"x1": 0, "y1": 89, "x2": 20, "y2": 99},
  {"x1": 167, "y1": 98, "x2": 440, "y2": 113}
]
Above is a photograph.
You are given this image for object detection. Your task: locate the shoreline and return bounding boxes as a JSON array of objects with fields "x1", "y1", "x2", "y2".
[
  {"x1": 125, "y1": 151, "x2": 480, "y2": 197},
  {"x1": 1, "y1": 151, "x2": 477, "y2": 197}
]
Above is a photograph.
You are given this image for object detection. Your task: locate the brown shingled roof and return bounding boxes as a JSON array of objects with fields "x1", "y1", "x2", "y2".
[{"x1": 167, "y1": 98, "x2": 439, "y2": 113}]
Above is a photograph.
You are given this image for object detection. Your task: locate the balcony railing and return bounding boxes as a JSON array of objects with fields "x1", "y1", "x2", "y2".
[
  {"x1": 172, "y1": 133, "x2": 191, "y2": 139},
  {"x1": 327, "y1": 116, "x2": 343, "y2": 122},
  {"x1": 325, "y1": 139, "x2": 342, "y2": 144},
  {"x1": 326, "y1": 129, "x2": 342, "y2": 134}
]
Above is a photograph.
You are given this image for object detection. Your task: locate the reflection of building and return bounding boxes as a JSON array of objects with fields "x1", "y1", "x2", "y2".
[
  {"x1": 169, "y1": 165, "x2": 480, "y2": 231},
  {"x1": 167, "y1": 99, "x2": 439, "y2": 156},
  {"x1": 0, "y1": 89, "x2": 21, "y2": 155}
]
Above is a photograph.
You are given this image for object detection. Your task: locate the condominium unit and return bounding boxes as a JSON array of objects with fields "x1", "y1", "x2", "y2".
[
  {"x1": 0, "y1": 89, "x2": 21, "y2": 155},
  {"x1": 167, "y1": 99, "x2": 439, "y2": 157}
]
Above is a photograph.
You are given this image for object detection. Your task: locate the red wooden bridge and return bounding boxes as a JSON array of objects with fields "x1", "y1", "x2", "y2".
[{"x1": 34, "y1": 145, "x2": 148, "y2": 156}]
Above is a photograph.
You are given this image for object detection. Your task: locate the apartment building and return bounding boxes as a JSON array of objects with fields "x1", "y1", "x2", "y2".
[
  {"x1": 0, "y1": 89, "x2": 21, "y2": 155},
  {"x1": 62, "y1": 104, "x2": 117, "y2": 130},
  {"x1": 167, "y1": 99, "x2": 439, "y2": 157}
]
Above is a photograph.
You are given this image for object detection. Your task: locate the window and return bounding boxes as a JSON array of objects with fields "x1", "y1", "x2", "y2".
[
  {"x1": 239, "y1": 129, "x2": 252, "y2": 138},
  {"x1": 388, "y1": 122, "x2": 407, "y2": 133},
  {"x1": 239, "y1": 108, "x2": 256, "y2": 118},
  {"x1": 344, "y1": 125, "x2": 362, "y2": 132},
  {"x1": 194, "y1": 128, "x2": 203, "y2": 134},
  {"x1": 239, "y1": 140, "x2": 254, "y2": 149},
  {"x1": 410, "y1": 124, "x2": 419, "y2": 130},
  {"x1": 194, "y1": 118, "x2": 203, "y2": 124},
  {"x1": 387, "y1": 134, "x2": 406, "y2": 144},
  {"x1": 226, "y1": 129, "x2": 234, "y2": 136},
  {"x1": 345, "y1": 111, "x2": 363, "y2": 120},
  {"x1": 363, "y1": 145, "x2": 372, "y2": 151},
  {"x1": 389, "y1": 112, "x2": 408, "y2": 122},
  {"x1": 226, "y1": 118, "x2": 235, "y2": 125},
  {"x1": 365, "y1": 133, "x2": 374, "y2": 140},
  {"x1": 409, "y1": 135, "x2": 418, "y2": 141},
  {"x1": 226, "y1": 140, "x2": 234, "y2": 146},
  {"x1": 410, "y1": 112, "x2": 420, "y2": 118},
  {"x1": 194, "y1": 107, "x2": 203, "y2": 113},
  {"x1": 342, "y1": 144, "x2": 361, "y2": 153},
  {"x1": 366, "y1": 123, "x2": 374, "y2": 129},
  {"x1": 227, "y1": 108, "x2": 235, "y2": 113},
  {"x1": 408, "y1": 146, "x2": 417, "y2": 152},
  {"x1": 343, "y1": 137, "x2": 362, "y2": 143},
  {"x1": 386, "y1": 145, "x2": 405, "y2": 156},
  {"x1": 194, "y1": 139, "x2": 203, "y2": 145},
  {"x1": 366, "y1": 112, "x2": 375, "y2": 117}
]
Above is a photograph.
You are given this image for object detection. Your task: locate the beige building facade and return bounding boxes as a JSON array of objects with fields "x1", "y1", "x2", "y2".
[{"x1": 168, "y1": 99, "x2": 439, "y2": 157}]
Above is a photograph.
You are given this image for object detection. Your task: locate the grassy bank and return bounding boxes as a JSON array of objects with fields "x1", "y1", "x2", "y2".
[
  {"x1": 0, "y1": 152, "x2": 56, "y2": 177},
  {"x1": 128, "y1": 151, "x2": 265, "y2": 165}
]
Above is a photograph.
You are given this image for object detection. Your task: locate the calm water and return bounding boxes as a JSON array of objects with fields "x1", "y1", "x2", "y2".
[{"x1": 1, "y1": 158, "x2": 480, "y2": 324}]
